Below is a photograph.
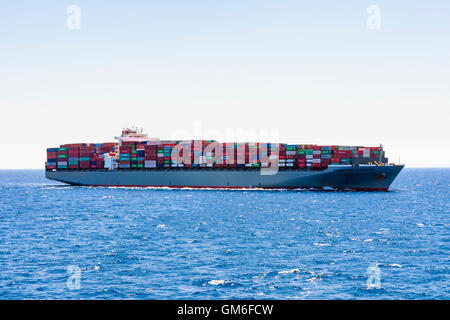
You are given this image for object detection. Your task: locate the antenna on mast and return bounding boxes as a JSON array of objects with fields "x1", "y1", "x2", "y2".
[{"x1": 379, "y1": 144, "x2": 383, "y2": 163}]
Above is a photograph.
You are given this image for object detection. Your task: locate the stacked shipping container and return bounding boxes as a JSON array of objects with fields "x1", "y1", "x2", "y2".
[
  {"x1": 46, "y1": 140, "x2": 386, "y2": 171},
  {"x1": 47, "y1": 143, "x2": 116, "y2": 170}
]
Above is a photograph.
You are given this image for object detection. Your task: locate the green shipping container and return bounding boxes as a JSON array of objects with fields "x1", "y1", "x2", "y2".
[
  {"x1": 58, "y1": 147, "x2": 68, "y2": 151},
  {"x1": 79, "y1": 157, "x2": 91, "y2": 161},
  {"x1": 137, "y1": 164, "x2": 144, "y2": 168},
  {"x1": 57, "y1": 154, "x2": 68, "y2": 158}
]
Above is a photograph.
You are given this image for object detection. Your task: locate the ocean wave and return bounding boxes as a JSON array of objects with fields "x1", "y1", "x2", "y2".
[
  {"x1": 208, "y1": 280, "x2": 232, "y2": 286},
  {"x1": 278, "y1": 268, "x2": 300, "y2": 274}
]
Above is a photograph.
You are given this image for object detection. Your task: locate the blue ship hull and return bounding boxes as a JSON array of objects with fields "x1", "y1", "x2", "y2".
[{"x1": 45, "y1": 165, "x2": 404, "y2": 190}]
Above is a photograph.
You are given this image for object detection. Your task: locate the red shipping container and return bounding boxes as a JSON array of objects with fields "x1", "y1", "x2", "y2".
[
  {"x1": 333, "y1": 150, "x2": 353, "y2": 156},
  {"x1": 47, "y1": 152, "x2": 57, "y2": 159},
  {"x1": 79, "y1": 161, "x2": 90, "y2": 169},
  {"x1": 79, "y1": 153, "x2": 92, "y2": 158}
]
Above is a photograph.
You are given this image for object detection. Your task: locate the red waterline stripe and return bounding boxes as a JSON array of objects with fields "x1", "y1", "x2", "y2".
[{"x1": 82, "y1": 184, "x2": 389, "y2": 191}]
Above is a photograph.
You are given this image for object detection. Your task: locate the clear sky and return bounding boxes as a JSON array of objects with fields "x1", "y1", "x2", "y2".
[{"x1": 1, "y1": 1, "x2": 449, "y2": 168}]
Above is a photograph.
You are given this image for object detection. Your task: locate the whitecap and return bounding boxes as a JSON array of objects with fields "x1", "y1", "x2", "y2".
[
  {"x1": 363, "y1": 239, "x2": 374, "y2": 242},
  {"x1": 208, "y1": 280, "x2": 230, "y2": 285},
  {"x1": 278, "y1": 268, "x2": 300, "y2": 274},
  {"x1": 306, "y1": 277, "x2": 318, "y2": 282},
  {"x1": 388, "y1": 264, "x2": 402, "y2": 268},
  {"x1": 157, "y1": 224, "x2": 166, "y2": 228},
  {"x1": 314, "y1": 242, "x2": 331, "y2": 246}
]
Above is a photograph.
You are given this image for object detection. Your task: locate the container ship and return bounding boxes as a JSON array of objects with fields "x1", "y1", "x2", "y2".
[{"x1": 45, "y1": 128, "x2": 404, "y2": 190}]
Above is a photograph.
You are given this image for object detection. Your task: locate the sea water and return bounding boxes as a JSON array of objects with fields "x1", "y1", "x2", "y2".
[{"x1": 0, "y1": 169, "x2": 448, "y2": 299}]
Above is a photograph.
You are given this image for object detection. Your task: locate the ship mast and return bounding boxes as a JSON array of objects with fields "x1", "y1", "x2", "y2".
[{"x1": 379, "y1": 144, "x2": 383, "y2": 163}]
